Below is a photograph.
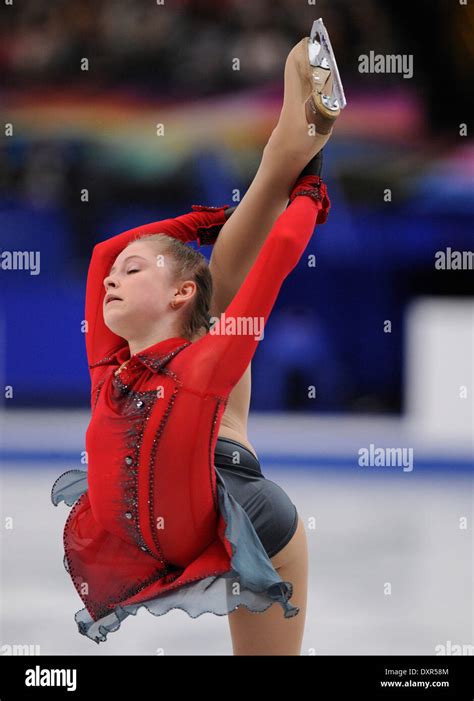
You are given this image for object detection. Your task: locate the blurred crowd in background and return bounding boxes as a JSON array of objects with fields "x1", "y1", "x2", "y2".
[
  {"x1": 1, "y1": 0, "x2": 472, "y2": 107},
  {"x1": 1, "y1": 0, "x2": 472, "y2": 412}
]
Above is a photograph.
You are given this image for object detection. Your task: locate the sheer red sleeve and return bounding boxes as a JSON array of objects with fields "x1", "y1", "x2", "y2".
[
  {"x1": 85, "y1": 206, "x2": 229, "y2": 371},
  {"x1": 179, "y1": 187, "x2": 330, "y2": 398}
]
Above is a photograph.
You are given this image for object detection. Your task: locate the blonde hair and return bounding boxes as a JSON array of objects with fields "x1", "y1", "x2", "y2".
[{"x1": 126, "y1": 233, "x2": 213, "y2": 340}]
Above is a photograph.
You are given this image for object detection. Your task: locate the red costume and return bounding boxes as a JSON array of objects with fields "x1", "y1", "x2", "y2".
[{"x1": 51, "y1": 177, "x2": 330, "y2": 643}]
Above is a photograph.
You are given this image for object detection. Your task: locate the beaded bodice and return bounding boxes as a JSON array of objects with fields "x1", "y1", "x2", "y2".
[{"x1": 86, "y1": 335, "x2": 228, "y2": 569}]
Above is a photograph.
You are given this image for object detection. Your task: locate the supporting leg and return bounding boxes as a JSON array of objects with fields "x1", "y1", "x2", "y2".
[{"x1": 227, "y1": 515, "x2": 309, "y2": 655}]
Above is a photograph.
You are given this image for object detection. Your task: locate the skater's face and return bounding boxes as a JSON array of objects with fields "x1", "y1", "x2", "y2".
[{"x1": 102, "y1": 240, "x2": 196, "y2": 340}]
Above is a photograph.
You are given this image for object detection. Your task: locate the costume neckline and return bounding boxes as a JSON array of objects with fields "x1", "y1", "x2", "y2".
[
  {"x1": 91, "y1": 335, "x2": 192, "y2": 374},
  {"x1": 131, "y1": 335, "x2": 191, "y2": 361}
]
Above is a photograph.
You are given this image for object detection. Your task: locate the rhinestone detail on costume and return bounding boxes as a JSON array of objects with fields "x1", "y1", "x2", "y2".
[
  {"x1": 148, "y1": 384, "x2": 181, "y2": 564},
  {"x1": 135, "y1": 342, "x2": 191, "y2": 373},
  {"x1": 111, "y1": 374, "x2": 161, "y2": 560}
]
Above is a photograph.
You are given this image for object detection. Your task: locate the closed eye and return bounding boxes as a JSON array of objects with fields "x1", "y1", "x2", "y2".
[{"x1": 127, "y1": 269, "x2": 140, "y2": 274}]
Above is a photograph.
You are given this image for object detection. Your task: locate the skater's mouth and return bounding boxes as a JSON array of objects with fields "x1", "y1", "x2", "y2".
[{"x1": 105, "y1": 293, "x2": 123, "y2": 305}]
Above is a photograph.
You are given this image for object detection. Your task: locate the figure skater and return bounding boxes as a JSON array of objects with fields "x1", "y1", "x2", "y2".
[{"x1": 51, "y1": 20, "x2": 346, "y2": 655}]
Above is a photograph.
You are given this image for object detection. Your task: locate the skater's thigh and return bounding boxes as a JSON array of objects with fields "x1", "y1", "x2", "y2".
[
  {"x1": 270, "y1": 509, "x2": 308, "y2": 571},
  {"x1": 227, "y1": 515, "x2": 309, "y2": 655}
]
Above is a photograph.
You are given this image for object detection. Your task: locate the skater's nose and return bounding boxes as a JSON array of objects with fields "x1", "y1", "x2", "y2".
[{"x1": 103, "y1": 273, "x2": 120, "y2": 292}]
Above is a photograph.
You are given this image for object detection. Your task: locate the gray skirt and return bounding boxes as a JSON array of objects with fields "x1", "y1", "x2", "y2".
[{"x1": 51, "y1": 439, "x2": 300, "y2": 644}]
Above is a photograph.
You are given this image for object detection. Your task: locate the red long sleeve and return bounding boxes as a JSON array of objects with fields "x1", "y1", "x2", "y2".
[
  {"x1": 84, "y1": 207, "x2": 228, "y2": 371},
  {"x1": 174, "y1": 189, "x2": 330, "y2": 397}
]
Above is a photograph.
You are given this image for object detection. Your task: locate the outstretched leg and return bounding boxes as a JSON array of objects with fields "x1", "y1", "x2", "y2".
[{"x1": 209, "y1": 33, "x2": 341, "y2": 314}]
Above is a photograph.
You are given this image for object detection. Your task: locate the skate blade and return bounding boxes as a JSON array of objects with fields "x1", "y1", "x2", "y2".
[{"x1": 309, "y1": 18, "x2": 347, "y2": 111}]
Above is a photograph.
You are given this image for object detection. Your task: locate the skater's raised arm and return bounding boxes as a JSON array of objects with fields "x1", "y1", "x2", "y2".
[
  {"x1": 85, "y1": 206, "x2": 230, "y2": 370},
  {"x1": 180, "y1": 177, "x2": 330, "y2": 396}
]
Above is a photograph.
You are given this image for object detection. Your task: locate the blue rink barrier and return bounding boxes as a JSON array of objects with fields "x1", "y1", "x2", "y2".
[{"x1": 1, "y1": 449, "x2": 472, "y2": 474}]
